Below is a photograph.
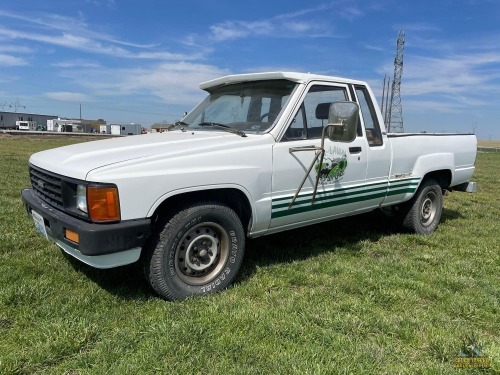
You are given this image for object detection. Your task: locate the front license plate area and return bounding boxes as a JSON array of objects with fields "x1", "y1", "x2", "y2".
[{"x1": 32, "y1": 210, "x2": 48, "y2": 239}]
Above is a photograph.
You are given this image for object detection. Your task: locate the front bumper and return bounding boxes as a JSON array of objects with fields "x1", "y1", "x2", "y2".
[{"x1": 21, "y1": 188, "x2": 151, "y2": 268}]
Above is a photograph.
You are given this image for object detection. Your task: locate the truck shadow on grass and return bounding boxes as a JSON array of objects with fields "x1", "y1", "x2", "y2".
[
  {"x1": 245, "y1": 207, "x2": 465, "y2": 268},
  {"x1": 245, "y1": 210, "x2": 398, "y2": 268},
  {"x1": 62, "y1": 255, "x2": 153, "y2": 301},
  {"x1": 63, "y1": 208, "x2": 464, "y2": 300}
]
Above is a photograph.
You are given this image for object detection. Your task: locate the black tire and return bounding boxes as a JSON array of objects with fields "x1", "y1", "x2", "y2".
[
  {"x1": 401, "y1": 178, "x2": 443, "y2": 235},
  {"x1": 143, "y1": 202, "x2": 245, "y2": 301}
]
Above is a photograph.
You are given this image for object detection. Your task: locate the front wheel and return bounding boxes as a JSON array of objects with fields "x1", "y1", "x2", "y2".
[
  {"x1": 143, "y1": 202, "x2": 245, "y2": 300},
  {"x1": 401, "y1": 178, "x2": 443, "y2": 235}
]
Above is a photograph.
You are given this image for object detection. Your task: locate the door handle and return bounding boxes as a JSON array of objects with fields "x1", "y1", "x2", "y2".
[
  {"x1": 349, "y1": 146, "x2": 362, "y2": 154},
  {"x1": 289, "y1": 145, "x2": 318, "y2": 153}
]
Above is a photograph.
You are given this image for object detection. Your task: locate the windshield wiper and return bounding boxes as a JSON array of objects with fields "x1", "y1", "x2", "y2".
[
  {"x1": 198, "y1": 122, "x2": 247, "y2": 138},
  {"x1": 167, "y1": 121, "x2": 188, "y2": 132}
]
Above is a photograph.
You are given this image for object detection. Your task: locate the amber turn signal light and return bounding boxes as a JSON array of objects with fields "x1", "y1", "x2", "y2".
[
  {"x1": 65, "y1": 229, "x2": 79, "y2": 243},
  {"x1": 87, "y1": 186, "x2": 121, "y2": 222}
]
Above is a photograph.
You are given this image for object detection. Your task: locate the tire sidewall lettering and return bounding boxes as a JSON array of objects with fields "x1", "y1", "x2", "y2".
[{"x1": 200, "y1": 267, "x2": 231, "y2": 294}]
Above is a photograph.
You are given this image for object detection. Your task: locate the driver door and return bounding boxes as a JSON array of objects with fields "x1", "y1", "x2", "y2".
[{"x1": 270, "y1": 83, "x2": 368, "y2": 229}]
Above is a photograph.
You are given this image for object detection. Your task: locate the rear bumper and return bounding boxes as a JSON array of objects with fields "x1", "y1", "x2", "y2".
[{"x1": 21, "y1": 188, "x2": 151, "y2": 267}]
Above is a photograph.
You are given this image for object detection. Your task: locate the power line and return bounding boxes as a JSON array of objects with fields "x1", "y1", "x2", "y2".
[{"x1": 0, "y1": 97, "x2": 26, "y2": 112}]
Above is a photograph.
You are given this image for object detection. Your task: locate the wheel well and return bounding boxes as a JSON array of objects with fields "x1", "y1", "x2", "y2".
[
  {"x1": 151, "y1": 188, "x2": 252, "y2": 233},
  {"x1": 422, "y1": 169, "x2": 452, "y2": 189}
]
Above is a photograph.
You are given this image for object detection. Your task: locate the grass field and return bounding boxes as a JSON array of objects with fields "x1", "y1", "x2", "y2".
[
  {"x1": 478, "y1": 140, "x2": 500, "y2": 148},
  {"x1": 1, "y1": 135, "x2": 499, "y2": 374}
]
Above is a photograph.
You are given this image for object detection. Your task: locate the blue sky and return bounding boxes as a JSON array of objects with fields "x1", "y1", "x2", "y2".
[{"x1": 0, "y1": 0, "x2": 499, "y2": 139}]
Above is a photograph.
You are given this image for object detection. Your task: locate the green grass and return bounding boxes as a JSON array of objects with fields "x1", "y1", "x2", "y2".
[{"x1": 1, "y1": 135, "x2": 499, "y2": 374}]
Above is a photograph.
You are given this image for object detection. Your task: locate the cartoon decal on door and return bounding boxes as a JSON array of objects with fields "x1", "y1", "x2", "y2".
[{"x1": 315, "y1": 146, "x2": 348, "y2": 182}]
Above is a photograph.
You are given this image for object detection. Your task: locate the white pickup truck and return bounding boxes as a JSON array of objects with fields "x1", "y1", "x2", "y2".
[{"x1": 22, "y1": 72, "x2": 477, "y2": 300}]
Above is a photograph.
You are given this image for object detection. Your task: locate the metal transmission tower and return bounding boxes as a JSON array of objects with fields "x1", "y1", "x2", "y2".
[
  {"x1": 380, "y1": 74, "x2": 390, "y2": 125},
  {"x1": 0, "y1": 98, "x2": 25, "y2": 112},
  {"x1": 387, "y1": 29, "x2": 405, "y2": 133}
]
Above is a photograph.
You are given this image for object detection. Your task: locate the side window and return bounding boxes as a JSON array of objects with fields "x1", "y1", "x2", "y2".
[
  {"x1": 355, "y1": 86, "x2": 383, "y2": 146},
  {"x1": 283, "y1": 85, "x2": 347, "y2": 141},
  {"x1": 285, "y1": 104, "x2": 306, "y2": 139}
]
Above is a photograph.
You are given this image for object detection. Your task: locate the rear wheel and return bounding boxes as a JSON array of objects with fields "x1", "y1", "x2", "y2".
[
  {"x1": 401, "y1": 179, "x2": 443, "y2": 235},
  {"x1": 143, "y1": 202, "x2": 245, "y2": 300}
]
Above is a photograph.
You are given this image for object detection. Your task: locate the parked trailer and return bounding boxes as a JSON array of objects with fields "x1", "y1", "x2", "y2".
[
  {"x1": 122, "y1": 123, "x2": 142, "y2": 135},
  {"x1": 110, "y1": 123, "x2": 142, "y2": 135},
  {"x1": 16, "y1": 121, "x2": 36, "y2": 130},
  {"x1": 110, "y1": 124, "x2": 121, "y2": 135}
]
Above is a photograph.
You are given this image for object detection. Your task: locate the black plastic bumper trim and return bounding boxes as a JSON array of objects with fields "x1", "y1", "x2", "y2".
[{"x1": 21, "y1": 188, "x2": 151, "y2": 256}]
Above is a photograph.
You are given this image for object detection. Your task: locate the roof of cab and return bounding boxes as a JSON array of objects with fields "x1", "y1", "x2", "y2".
[{"x1": 199, "y1": 72, "x2": 367, "y2": 91}]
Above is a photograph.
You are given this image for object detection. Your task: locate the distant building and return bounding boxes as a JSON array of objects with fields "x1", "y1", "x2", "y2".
[
  {"x1": 0, "y1": 111, "x2": 57, "y2": 130},
  {"x1": 151, "y1": 123, "x2": 173, "y2": 133},
  {"x1": 46, "y1": 118, "x2": 107, "y2": 133}
]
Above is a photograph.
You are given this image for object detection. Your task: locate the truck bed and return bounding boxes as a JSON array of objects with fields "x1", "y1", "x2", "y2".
[{"x1": 388, "y1": 132, "x2": 476, "y2": 188}]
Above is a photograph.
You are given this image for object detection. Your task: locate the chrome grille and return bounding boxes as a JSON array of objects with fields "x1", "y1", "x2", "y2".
[{"x1": 29, "y1": 166, "x2": 64, "y2": 209}]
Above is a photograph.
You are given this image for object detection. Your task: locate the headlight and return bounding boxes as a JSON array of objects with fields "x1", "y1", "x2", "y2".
[
  {"x1": 76, "y1": 184, "x2": 121, "y2": 222},
  {"x1": 76, "y1": 184, "x2": 87, "y2": 213}
]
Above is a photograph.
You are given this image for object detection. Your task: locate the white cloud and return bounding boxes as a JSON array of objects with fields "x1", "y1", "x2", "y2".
[
  {"x1": 275, "y1": 2, "x2": 363, "y2": 22},
  {"x1": 85, "y1": 0, "x2": 115, "y2": 7},
  {"x1": 337, "y1": 5, "x2": 364, "y2": 21},
  {"x1": 286, "y1": 22, "x2": 315, "y2": 33},
  {"x1": 205, "y1": 4, "x2": 343, "y2": 42},
  {"x1": 0, "y1": 10, "x2": 200, "y2": 61},
  {"x1": 208, "y1": 18, "x2": 333, "y2": 42},
  {"x1": 403, "y1": 23, "x2": 441, "y2": 33},
  {"x1": 0, "y1": 26, "x2": 199, "y2": 61},
  {"x1": 363, "y1": 43, "x2": 386, "y2": 52},
  {"x1": 209, "y1": 21, "x2": 273, "y2": 41},
  {"x1": 123, "y1": 63, "x2": 230, "y2": 104},
  {"x1": 0, "y1": 53, "x2": 27, "y2": 66},
  {"x1": 57, "y1": 62, "x2": 231, "y2": 106},
  {"x1": 403, "y1": 52, "x2": 500, "y2": 96},
  {"x1": 0, "y1": 44, "x2": 34, "y2": 53},
  {"x1": 52, "y1": 59, "x2": 100, "y2": 68},
  {"x1": 45, "y1": 92, "x2": 92, "y2": 102}
]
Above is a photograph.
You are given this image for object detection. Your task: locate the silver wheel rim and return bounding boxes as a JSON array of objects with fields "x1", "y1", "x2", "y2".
[
  {"x1": 420, "y1": 191, "x2": 437, "y2": 227},
  {"x1": 175, "y1": 222, "x2": 229, "y2": 285}
]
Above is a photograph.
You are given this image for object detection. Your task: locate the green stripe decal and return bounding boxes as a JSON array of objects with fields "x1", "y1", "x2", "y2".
[{"x1": 271, "y1": 178, "x2": 420, "y2": 219}]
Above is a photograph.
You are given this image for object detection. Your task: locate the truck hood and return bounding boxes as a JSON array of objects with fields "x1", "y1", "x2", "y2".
[{"x1": 30, "y1": 131, "x2": 272, "y2": 180}]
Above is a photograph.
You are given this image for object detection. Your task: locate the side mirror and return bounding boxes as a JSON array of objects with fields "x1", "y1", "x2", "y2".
[{"x1": 327, "y1": 101, "x2": 359, "y2": 142}]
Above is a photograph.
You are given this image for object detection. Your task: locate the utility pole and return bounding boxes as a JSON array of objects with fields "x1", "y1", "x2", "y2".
[{"x1": 387, "y1": 29, "x2": 405, "y2": 133}]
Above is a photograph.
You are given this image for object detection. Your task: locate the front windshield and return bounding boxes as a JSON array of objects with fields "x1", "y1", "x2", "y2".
[{"x1": 181, "y1": 79, "x2": 297, "y2": 134}]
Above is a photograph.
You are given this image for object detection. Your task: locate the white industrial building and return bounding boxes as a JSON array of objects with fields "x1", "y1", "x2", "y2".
[{"x1": 0, "y1": 111, "x2": 57, "y2": 130}]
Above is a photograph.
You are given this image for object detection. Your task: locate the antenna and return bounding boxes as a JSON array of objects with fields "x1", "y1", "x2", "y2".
[{"x1": 387, "y1": 29, "x2": 405, "y2": 133}]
